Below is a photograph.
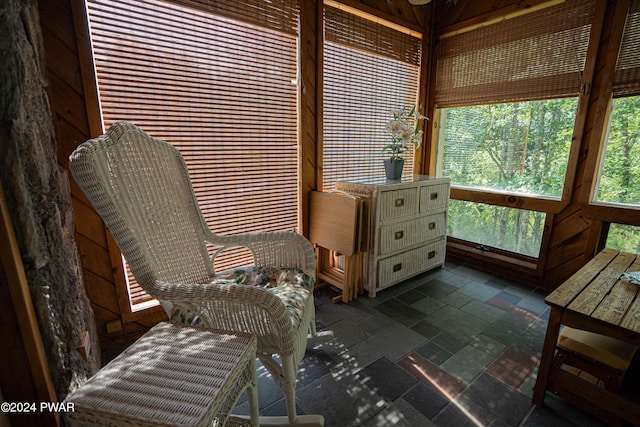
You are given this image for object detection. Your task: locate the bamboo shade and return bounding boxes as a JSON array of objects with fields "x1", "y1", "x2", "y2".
[
  {"x1": 434, "y1": 0, "x2": 596, "y2": 108},
  {"x1": 322, "y1": 4, "x2": 421, "y2": 190},
  {"x1": 86, "y1": 0, "x2": 299, "y2": 306},
  {"x1": 613, "y1": 0, "x2": 640, "y2": 98}
]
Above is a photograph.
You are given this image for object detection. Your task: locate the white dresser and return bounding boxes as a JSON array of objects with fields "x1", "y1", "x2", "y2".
[{"x1": 336, "y1": 175, "x2": 450, "y2": 297}]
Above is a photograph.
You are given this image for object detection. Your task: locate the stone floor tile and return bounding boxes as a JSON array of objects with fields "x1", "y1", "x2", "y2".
[
  {"x1": 450, "y1": 265, "x2": 495, "y2": 283},
  {"x1": 469, "y1": 333, "x2": 507, "y2": 356},
  {"x1": 457, "y1": 280, "x2": 502, "y2": 301},
  {"x1": 431, "y1": 331, "x2": 469, "y2": 353},
  {"x1": 441, "y1": 344, "x2": 497, "y2": 383},
  {"x1": 411, "y1": 294, "x2": 446, "y2": 315},
  {"x1": 362, "y1": 394, "x2": 437, "y2": 427},
  {"x1": 411, "y1": 319, "x2": 443, "y2": 340},
  {"x1": 485, "y1": 347, "x2": 539, "y2": 389},
  {"x1": 432, "y1": 394, "x2": 494, "y2": 427},
  {"x1": 440, "y1": 291, "x2": 474, "y2": 308},
  {"x1": 416, "y1": 279, "x2": 460, "y2": 299},
  {"x1": 295, "y1": 372, "x2": 385, "y2": 427},
  {"x1": 425, "y1": 305, "x2": 490, "y2": 342},
  {"x1": 460, "y1": 299, "x2": 506, "y2": 323},
  {"x1": 402, "y1": 382, "x2": 449, "y2": 419},
  {"x1": 374, "y1": 298, "x2": 426, "y2": 327},
  {"x1": 415, "y1": 341, "x2": 453, "y2": 365},
  {"x1": 461, "y1": 373, "x2": 533, "y2": 426},
  {"x1": 297, "y1": 349, "x2": 336, "y2": 386},
  {"x1": 398, "y1": 352, "x2": 467, "y2": 398},
  {"x1": 364, "y1": 322, "x2": 428, "y2": 362},
  {"x1": 357, "y1": 357, "x2": 418, "y2": 401},
  {"x1": 397, "y1": 289, "x2": 427, "y2": 305},
  {"x1": 494, "y1": 289, "x2": 523, "y2": 304}
]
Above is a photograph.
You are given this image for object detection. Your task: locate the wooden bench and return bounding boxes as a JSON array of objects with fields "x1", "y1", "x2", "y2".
[{"x1": 533, "y1": 249, "x2": 640, "y2": 426}]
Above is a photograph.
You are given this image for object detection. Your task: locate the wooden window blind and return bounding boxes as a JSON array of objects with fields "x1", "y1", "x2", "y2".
[
  {"x1": 86, "y1": 0, "x2": 299, "y2": 306},
  {"x1": 322, "y1": 4, "x2": 422, "y2": 190},
  {"x1": 613, "y1": 0, "x2": 640, "y2": 98},
  {"x1": 434, "y1": 0, "x2": 596, "y2": 108}
]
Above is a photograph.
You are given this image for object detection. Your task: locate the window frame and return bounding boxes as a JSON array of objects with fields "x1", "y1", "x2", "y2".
[
  {"x1": 581, "y1": 0, "x2": 640, "y2": 229},
  {"x1": 430, "y1": 0, "x2": 604, "y2": 266}
]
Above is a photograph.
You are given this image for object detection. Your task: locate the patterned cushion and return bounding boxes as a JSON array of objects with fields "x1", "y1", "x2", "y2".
[
  {"x1": 166, "y1": 267, "x2": 314, "y2": 329},
  {"x1": 213, "y1": 266, "x2": 315, "y2": 291},
  {"x1": 265, "y1": 284, "x2": 310, "y2": 329}
]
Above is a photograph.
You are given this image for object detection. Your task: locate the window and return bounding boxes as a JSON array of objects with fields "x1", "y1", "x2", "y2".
[
  {"x1": 605, "y1": 223, "x2": 640, "y2": 253},
  {"x1": 322, "y1": 2, "x2": 422, "y2": 190},
  {"x1": 595, "y1": 96, "x2": 640, "y2": 207},
  {"x1": 434, "y1": 0, "x2": 595, "y2": 258},
  {"x1": 86, "y1": 0, "x2": 300, "y2": 308},
  {"x1": 594, "y1": 1, "x2": 640, "y2": 209},
  {"x1": 439, "y1": 99, "x2": 577, "y2": 198},
  {"x1": 448, "y1": 200, "x2": 545, "y2": 258}
]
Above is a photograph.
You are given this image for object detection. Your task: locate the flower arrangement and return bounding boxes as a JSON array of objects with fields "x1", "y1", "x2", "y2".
[{"x1": 382, "y1": 106, "x2": 427, "y2": 161}]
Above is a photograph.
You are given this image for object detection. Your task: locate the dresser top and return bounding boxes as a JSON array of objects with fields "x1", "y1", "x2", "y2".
[{"x1": 337, "y1": 174, "x2": 449, "y2": 188}]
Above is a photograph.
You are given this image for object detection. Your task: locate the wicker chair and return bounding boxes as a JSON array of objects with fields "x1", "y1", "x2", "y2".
[{"x1": 69, "y1": 121, "x2": 332, "y2": 426}]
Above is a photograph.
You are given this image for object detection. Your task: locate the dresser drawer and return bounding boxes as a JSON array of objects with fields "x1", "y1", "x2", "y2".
[
  {"x1": 420, "y1": 183, "x2": 449, "y2": 213},
  {"x1": 378, "y1": 188, "x2": 418, "y2": 221},
  {"x1": 378, "y1": 213, "x2": 446, "y2": 255},
  {"x1": 377, "y1": 240, "x2": 445, "y2": 289}
]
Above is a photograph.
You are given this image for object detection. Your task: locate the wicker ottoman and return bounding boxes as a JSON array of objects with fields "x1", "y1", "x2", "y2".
[{"x1": 64, "y1": 322, "x2": 258, "y2": 426}]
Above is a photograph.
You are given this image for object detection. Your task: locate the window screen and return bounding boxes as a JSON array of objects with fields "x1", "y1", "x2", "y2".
[
  {"x1": 86, "y1": 0, "x2": 300, "y2": 305},
  {"x1": 322, "y1": 4, "x2": 422, "y2": 190}
]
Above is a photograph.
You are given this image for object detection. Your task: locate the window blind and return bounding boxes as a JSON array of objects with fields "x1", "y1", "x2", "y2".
[
  {"x1": 86, "y1": 0, "x2": 299, "y2": 306},
  {"x1": 322, "y1": 4, "x2": 422, "y2": 190},
  {"x1": 434, "y1": 0, "x2": 596, "y2": 108},
  {"x1": 613, "y1": 0, "x2": 640, "y2": 98}
]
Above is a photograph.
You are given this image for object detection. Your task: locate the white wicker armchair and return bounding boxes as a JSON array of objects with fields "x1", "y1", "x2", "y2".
[{"x1": 69, "y1": 121, "x2": 332, "y2": 426}]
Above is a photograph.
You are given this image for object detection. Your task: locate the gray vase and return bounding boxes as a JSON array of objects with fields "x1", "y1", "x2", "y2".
[{"x1": 383, "y1": 158, "x2": 404, "y2": 180}]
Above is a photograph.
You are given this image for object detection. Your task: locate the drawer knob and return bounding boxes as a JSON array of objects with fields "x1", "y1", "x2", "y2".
[
  {"x1": 393, "y1": 263, "x2": 402, "y2": 272},
  {"x1": 395, "y1": 198, "x2": 405, "y2": 207},
  {"x1": 395, "y1": 230, "x2": 404, "y2": 240},
  {"x1": 430, "y1": 192, "x2": 438, "y2": 200},
  {"x1": 428, "y1": 222, "x2": 436, "y2": 230},
  {"x1": 428, "y1": 250, "x2": 436, "y2": 259}
]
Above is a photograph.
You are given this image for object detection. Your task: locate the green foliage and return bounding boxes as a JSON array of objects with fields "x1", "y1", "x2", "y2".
[
  {"x1": 442, "y1": 98, "x2": 577, "y2": 257},
  {"x1": 596, "y1": 96, "x2": 640, "y2": 205},
  {"x1": 447, "y1": 200, "x2": 545, "y2": 257},
  {"x1": 442, "y1": 99, "x2": 576, "y2": 197},
  {"x1": 442, "y1": 95, "x2": 640, "y2": 256},
  {"x1": 606, "y1": 223, "x2": 640, "y2": 254}
]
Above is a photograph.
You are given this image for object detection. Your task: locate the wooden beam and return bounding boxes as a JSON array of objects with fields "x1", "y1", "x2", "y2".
[
  {"x1": 0, "y1": 182, "x2": 59, "y2": 425},
  {"x1": 325, "y1": 0, "x2": 423, "y2": 35},
  {"x1": 438, "y1": 0, "x2": 564, "y2": 38},
  {"x1": 579, "y1": 0, "x2": 631, "y2": 210},
  {"x1": 450, "y1": 187, "x2": 567, "y2": 214},
  {"x1": 71, "y1": 0, "x2": 103, "y2": 137}
]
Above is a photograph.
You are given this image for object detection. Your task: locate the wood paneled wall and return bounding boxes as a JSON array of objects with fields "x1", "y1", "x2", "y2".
[{"x1": 39, "y1": 0, "x2": 165, "y2": 351}]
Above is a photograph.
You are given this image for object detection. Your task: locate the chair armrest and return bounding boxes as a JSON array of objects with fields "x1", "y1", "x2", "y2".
[
  {"x1": 206, "y1": 231, "x2": 316, "y2": 272},
  {"x1": 153, "y1": 280, "x2": 297, "y2": 355}
]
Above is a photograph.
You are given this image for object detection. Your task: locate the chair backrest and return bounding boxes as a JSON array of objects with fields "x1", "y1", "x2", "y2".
[{"x1": 69, "y1": 122, "x2": 215, "y2": 294}]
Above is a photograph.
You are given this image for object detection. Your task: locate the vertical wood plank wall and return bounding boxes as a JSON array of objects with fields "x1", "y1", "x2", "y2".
[
  {"x1": 39, "y1": 0, "x2": 634, "y2": 350},
  {"x1": 39, "y1": 0, "x2": 165, "y2": 351}
]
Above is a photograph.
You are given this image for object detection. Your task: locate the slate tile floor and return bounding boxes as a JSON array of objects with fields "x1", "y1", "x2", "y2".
[{"x1": 234, "y1": 261, "x2": 608, "y2": 426}]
